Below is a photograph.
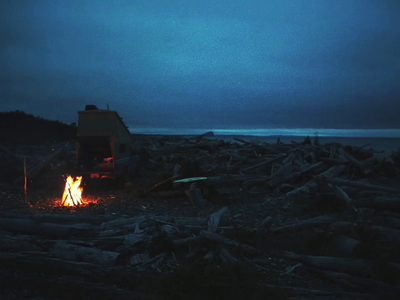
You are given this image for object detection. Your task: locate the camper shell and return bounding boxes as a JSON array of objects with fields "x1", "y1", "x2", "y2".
[{"x1": 76, "y1": 105, "x2": 138, "y2": 182}]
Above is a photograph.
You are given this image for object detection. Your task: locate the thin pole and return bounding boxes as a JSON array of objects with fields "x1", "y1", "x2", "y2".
[{"x1": 24, "y1": 157, "x2": 28, "y2": 205}]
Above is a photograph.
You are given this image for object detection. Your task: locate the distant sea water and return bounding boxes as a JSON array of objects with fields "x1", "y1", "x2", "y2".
[{"x1": 129, "y1": 127, "x2": 400, "y2": 152}]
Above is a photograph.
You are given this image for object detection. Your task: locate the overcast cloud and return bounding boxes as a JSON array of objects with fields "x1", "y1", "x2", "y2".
[{"x1": 1, "y1": 0, "x2": 399, "y2": 130}]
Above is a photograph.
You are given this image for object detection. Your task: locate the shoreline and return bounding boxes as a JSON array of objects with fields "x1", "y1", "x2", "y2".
[
  {"x1": 131, "y1": 133, "x2": 400, "y2": 152},
  {"x1": 128, "y1": 127, "x2": 400, "y2": 138},
  {"x1": 211, "y1": 135, "x2": 400, "y2": 152}
]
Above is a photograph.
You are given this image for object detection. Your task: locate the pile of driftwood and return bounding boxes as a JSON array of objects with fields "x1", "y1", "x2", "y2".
[
  {"x1": 0, "y1": 208, "x2": 267, "y2": 299},
  {"x1": 1, "y1": 134, "x2": 400, "y2": 298},
  {"x1": 134, "y1": 134, "x2": 400, "y2": 297},
  {"x1": 140, "y1": 134, "x2": 400, "y2": 211}
]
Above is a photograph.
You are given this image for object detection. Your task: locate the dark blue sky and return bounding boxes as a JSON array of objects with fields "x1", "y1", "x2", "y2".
[{"x1": 1, "y1": 0, "x2": 399, "y2": 130}]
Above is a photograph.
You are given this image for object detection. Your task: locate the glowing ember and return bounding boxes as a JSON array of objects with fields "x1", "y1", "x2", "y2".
[{"x1": 61, "y1": 176, "x2": 83, "y2": 206}]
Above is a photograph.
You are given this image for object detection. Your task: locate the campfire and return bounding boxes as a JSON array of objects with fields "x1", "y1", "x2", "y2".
[{"x1": 61, "y1": 176, "x2": 83, "y2": 206}]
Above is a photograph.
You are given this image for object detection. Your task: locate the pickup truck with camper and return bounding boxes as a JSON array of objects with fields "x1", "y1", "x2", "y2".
[{"x1": 75, "y1": 105, "x2": 140, "y2": 185}]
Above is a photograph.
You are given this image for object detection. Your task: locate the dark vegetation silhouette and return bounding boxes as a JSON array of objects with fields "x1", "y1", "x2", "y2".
[{"x1": 0, "y1": 110, "x2": 77, "y2": 144}]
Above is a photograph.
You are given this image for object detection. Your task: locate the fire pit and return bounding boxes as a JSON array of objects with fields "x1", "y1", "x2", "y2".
[{"x1": 59, "y1": 176, "x2": 100, "y2": 207}]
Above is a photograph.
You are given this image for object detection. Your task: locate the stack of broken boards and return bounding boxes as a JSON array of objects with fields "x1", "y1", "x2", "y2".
[{"x1": 1, "y1": 134, "x2": 400, "y2": 299}]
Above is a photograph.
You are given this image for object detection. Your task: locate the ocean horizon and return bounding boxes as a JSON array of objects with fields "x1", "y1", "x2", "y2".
[{"x1": 128, "y1": 127, "x2": 400, "y2": 138}]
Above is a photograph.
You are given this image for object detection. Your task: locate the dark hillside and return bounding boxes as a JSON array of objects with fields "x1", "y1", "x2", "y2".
[{"x1": 0, "y1": 111, "x2": 77, "y2": 144}]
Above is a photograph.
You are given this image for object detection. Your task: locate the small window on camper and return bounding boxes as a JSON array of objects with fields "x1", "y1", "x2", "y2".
[{"x1": 120, "y1": 144, "x2": 126, "y2": 154}]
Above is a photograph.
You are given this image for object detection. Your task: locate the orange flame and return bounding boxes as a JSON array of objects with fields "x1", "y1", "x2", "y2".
[{"x1": 61, "y1": 176, "x2": 83, "y2": 206}]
